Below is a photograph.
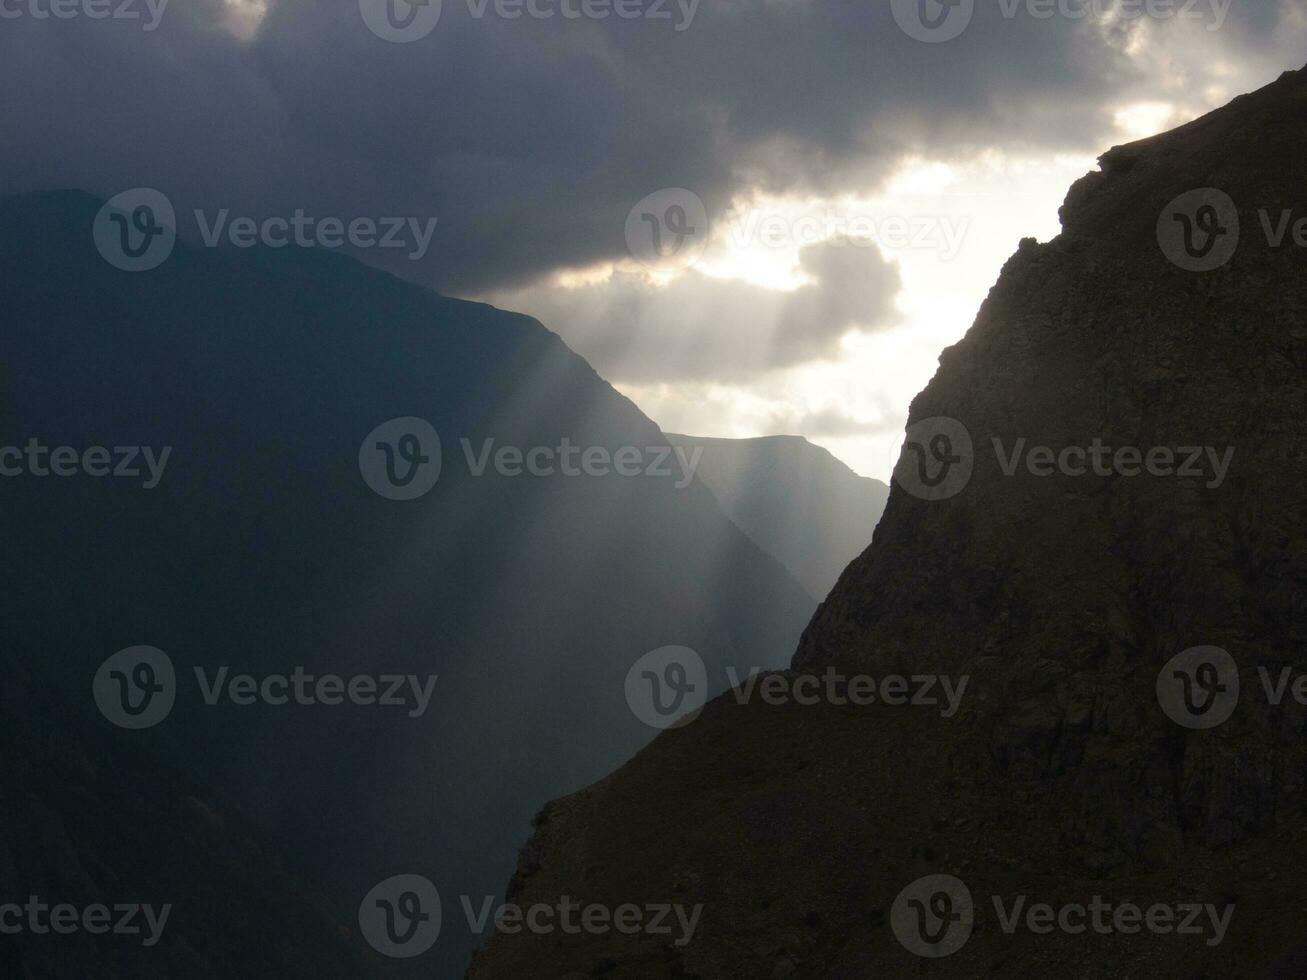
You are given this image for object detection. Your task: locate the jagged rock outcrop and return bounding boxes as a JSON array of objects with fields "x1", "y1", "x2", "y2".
[{"x1": 468, "y1": 66, "x2": 1307, "y2": 978}]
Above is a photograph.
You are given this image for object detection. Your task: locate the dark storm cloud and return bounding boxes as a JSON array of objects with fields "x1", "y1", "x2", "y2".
[{"x1": 0, "y1": 0, "x2": 1295, "y2": 294}]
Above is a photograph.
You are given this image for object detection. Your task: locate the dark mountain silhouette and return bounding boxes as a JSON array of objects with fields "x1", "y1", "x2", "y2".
[
  {"x1": 468, "y1": 66, "x2": 1307, "y2": 979},
  {"x1": 0, "y1": 650, "x2": 378, "y2": 978},
  {"x1": 665, "y1": 434, "x2": 889, "y2": 601},
  {"x1": 0, "y1": 190, "x2": 814, "y2": 976}
]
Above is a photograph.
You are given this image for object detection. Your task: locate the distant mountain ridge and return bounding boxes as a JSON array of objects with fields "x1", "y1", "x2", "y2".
[{"x1": 665, "y1": 433, "x2": 888, "y2": 600}]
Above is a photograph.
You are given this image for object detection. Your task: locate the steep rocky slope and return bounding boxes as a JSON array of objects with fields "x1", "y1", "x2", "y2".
[
  {"x1": 467, "y1": 65, "x2": 1307, "y2": 979},
  {"x1": 665, "y1": 434, "x2": 889, "y2": 600}
]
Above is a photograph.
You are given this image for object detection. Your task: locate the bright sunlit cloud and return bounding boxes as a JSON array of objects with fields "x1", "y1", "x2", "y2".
[
  {"x1": 496, "y1": 149, "x2": 1095, "y2": 480},
  {"x1": 220, "y1": 0, "x2": 270, "y2": 40}
]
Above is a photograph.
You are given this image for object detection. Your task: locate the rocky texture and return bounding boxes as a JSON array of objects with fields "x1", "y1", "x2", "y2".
[
  {"x1": 665, "y1": 434, "x2": 889, "y2": 600},
  {"x1": 468, "y1": 65, "x2": 1307, "y2": 978}
]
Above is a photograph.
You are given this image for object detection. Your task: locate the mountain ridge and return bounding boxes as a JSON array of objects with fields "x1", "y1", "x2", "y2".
[
  {"x1": 664, "y1": 432, "x2": 889, "y2": 600},
  {"x1": 0, "y1": 187, "x2": 816, "y2": 977}
]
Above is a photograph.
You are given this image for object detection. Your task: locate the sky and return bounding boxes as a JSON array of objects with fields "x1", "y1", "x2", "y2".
[{"x1": 2, "y1": 0, "x2": 1304, "y2": 477}]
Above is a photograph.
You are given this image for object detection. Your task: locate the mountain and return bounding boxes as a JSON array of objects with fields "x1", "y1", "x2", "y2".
[
  {"x1": 0, "y1": 191, "x2": 815, "y2": 976},
  {"x1": 664, "y1": 434, "x2": 889, "y2": 601},
  {"x1": 0, "y1": 651, "x2": 378, "y2": 978},
  {"x1": 467, "y1": 66, "x2": 1307, "y2": 978}
]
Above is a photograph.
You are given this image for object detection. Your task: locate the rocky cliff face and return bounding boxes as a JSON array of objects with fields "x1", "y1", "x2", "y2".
[{"x1": 467, "y1": 66, "x2": 1307, "y2": 979}]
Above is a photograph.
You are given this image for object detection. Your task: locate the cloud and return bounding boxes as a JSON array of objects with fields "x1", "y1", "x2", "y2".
[
  {"x1": 0, "y1": 0, "x2": 1297, "y2": 295},
  {"x1": 493, "y1": 238, "x2": 901, "y2": 383},
  {"x1": 768, "y1": 406, "x2": 902, "y2": 440}
]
